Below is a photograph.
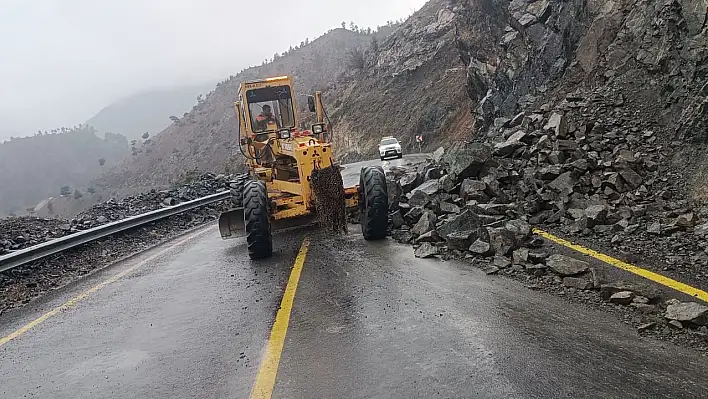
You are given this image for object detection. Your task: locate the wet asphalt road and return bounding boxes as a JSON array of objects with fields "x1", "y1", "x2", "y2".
[{"x1": 1, "y1": 156, "x2": 708, "y2": 398}]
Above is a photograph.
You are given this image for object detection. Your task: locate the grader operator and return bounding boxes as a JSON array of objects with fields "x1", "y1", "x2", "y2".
[{"x1": 218, "y1": 75, "x2": 389, "y2": 259}]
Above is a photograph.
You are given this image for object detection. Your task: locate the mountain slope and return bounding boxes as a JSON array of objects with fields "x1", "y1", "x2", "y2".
[
  {"x1": 326, "y1": 0, "x2": 469, "y2": 161},
  {"x1": 0, "y1": 127, "x2": 129, "y2": 216},
  {"x1": 98, "y1": 28, "x2": 388, "y2": 194},
  {"x1": 98, "y1": 0, "x2": 707, "y2": 200},
  {"x1": 85, "y1": 84, "x2": 214, "y2": 140},
  {"x1": 450, "y1": 0, "x2": 707, "y2": 194}
]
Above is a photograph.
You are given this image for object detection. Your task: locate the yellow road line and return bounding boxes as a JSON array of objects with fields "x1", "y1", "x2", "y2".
[
  {"x1": 0, "y1": 228, "x2": 211, "y2": 348},
  {"x1": 533, "y1": 228, "x2": 708, "y2": 302},
  {"x1": 251, "y1": 237, "x2": 310, "y2": 399}
]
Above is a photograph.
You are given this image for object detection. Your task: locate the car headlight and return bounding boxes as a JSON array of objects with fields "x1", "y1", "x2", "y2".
[
  {"x1": 278, "y1": 129, "x2": 291, "y2": 139},
  {"x1": 312, "y1": 124, "x2": 325, "y2": 134}
]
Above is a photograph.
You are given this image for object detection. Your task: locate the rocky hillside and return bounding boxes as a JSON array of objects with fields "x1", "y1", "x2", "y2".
[
  {"x1": 0, "y1": 127, "x2": 129, "y2": 217},
  {"x1": 459, "y1": 0, "x2": 705, "y2": 134},
  {"x1": 86, "y1": 83, "x2": 215, "y2": 141},
  {"x1": 326, "y1": 0, "x2": 471, "y2": 161},
  {"x1": 375, "y1": 0, "x2": 708, "y2": 299},
  {"x1": 98, "y1": 0, "x2": 706, "y2": 199},
  {"x1": 98, "y1": 27, "x2": 393, "y2": 195},
  {"x1": 454, "y1": 0, "x2": 705, "y2": 191}
]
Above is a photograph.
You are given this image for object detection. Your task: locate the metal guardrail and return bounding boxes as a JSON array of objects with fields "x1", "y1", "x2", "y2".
[{"x1": 0, "y1": 191, "x2": 231, "y2": 273}]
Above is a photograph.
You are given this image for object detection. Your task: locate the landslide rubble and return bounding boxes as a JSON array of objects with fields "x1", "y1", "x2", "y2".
[
  {"x1": 391, "y1": 0, "x2": 708, "y2": 347},
  {"x1": 0, "y1": 173, "x2": 233, "y2": 313},
  {"x1": 385, "y1": 141, "x2": 708, "y2": 350}
]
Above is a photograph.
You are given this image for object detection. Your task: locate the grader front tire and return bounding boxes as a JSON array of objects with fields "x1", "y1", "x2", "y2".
[
  {"x1": 229, "y1": 173, "x2": 249, "y2": 207},
  {"x1": 359, "y1": 166, "x2": 389, "y2": 240},
  {"x1": 243, "y1": 180, "x2": 273, "y2": 259}
]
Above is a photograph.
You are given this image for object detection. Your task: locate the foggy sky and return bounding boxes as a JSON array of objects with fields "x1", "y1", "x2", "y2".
[{"x1": 0, "y1": 0, "x2": 427, "y2": 139}]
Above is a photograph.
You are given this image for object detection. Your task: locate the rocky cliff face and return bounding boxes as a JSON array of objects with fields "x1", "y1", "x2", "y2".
[
  {"x1": 392, "y1": 0, "x2": 708, "y2": 291},
  {"x1": 454, "y1": 0, "x2": 707, "y2": 140},
  {"x1": 326, "y1": 0, "x2": 471, "y2": 161},
  {"x1": 451, "y1": 0, "x2": 707, "y2": 195}
]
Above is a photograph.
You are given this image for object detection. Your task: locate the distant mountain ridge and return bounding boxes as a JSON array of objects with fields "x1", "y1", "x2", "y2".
[
  {"x1": 0, "y1": 127, "x2": 129, "y2": 216},
  {"x1": 85, "y1": 83, "x2": 214, "y2": 140},
  {"x1": 97, "y1": 27, "x2": 397, "y2": 195}
]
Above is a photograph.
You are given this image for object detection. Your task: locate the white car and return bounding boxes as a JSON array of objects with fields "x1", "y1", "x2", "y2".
[{"x1": 378, "y1": 136, "x2": 403, "y2": 160}]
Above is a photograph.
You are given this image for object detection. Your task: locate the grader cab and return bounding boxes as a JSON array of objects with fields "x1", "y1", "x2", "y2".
[{"x1": 218, "y1": 75, "x2": 389, "y2": 259}]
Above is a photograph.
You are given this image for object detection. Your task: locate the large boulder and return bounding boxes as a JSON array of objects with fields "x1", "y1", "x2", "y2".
[
  {"x1": 408, "y1": 190, "x2": 431, "y2": 207},
  {"x1": 415, "y1": 242, "x2": 439, "y2": 258},
  {"x1": 493, "y1": 131, "x2": 528, "y2": 157},
  {"x1": 543, "y1": 112, "x2": 568, "y2": 137},
  {"x1": 546, "y1": 254, "x2": 589, "y2": 276},
  {"x1": 404, "y1": 206, "x2": 425, "y2": 225},
  {"x1": 584, "y1": 204, "x2": 608, "y2": 226},
  {"x1": 487, "y1": 227, "x2": 518, "y2": 256},
  {"x1": 415, "y1": 180, "x2": 440, "y2": 195},
  {"x1": 411, "y1": 211, "x2": 437, "y2": 236},
  {"x1": 437, "y1": 210, "x2": 482, "y2": 239},
  {"x1": 445, "y1": 229, "x2": 487, "y2": 250},
  {"x1": 504, "y1": 219, "x2": 531, "y2": 242},
  {"x1": 438, "y1": 202, "x2": 461, "y2": 215},
  {"x1": 390, "y1": 210, "x2": 405, "y2": 229},
  {"x1": 439, "y1": 174, "x2": 457, "y2": 193},
  {"x1": 460, "y1": 179, "x2": 488, "y2": 201},
  {"x1": 443, "y1": 144, "x2": 492, "y2": 181},
  {"x1": 618, "y1": 168, "x2": 642, "y2": 189},
  {"x1": 386, "y1": 178, "x2": 403, "y2": 208},
  {"x1": 665, "y1": 302, "x2": 708, "y2": 326},
  {"x1": 400, "y1": 172, "x2": 422, "y2": 193},
  {"x1": 469, "y1": 238, "x2": 493, "y2": 255},
  {"x1": 548, "y1": 172, "x2": 577, "y2": 193},
  {"x1": 415, "y1": 230, "x2": 442, "y2": 243}
]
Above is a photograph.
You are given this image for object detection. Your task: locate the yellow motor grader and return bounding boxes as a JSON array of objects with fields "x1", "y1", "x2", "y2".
[{"x1": 218, "y1": 75, "x2": 389, "y2": 259}]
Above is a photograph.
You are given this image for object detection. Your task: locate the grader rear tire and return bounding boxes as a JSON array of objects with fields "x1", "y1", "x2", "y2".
[
  {"x1": 359, "y1": 166, "x2": 389, "y2": 240},
  {"x1": 243, "y1": 180, "x2": 272, "y2": 259}
]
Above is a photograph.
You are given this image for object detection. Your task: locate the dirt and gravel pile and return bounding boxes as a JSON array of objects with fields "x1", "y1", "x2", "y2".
[
  {"x1": 0, "y1": 173, "x2": 235, "y2": 313},
  {"x1": 385, "y1": 145, "x2": 708, "y2": 347}
]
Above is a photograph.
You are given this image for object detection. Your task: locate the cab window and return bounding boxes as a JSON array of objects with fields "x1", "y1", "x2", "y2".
[
  {"x1": 380, "y1": 138, "x2": 398, "y2": 146},
  {"x1": 246, "y1": 85, "x2": 295, "y2": 133}
]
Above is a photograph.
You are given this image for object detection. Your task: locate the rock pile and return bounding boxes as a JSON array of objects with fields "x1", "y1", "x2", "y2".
[
  {"x1": 385, "y1": 134, "x2": 708, "y2": 332},
  {"x1": 0, "y1": 217, "x2": 70, "y2": 256},
  {"x1": 76, "y1": 173, "x2": 232, "y2": 228},
  {"x1": 0, "y1": 173, "x2": 232, "y2": 256}
]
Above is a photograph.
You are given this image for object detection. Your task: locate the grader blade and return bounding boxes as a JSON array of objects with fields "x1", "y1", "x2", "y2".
[
  {"x1": 219, "y1": 207, "x2": 319, "y2": 240},
  {"x1": 311, "y1": 165, "x2": 348, "y2": 234},
  {"x1": 218, "y1": 208, "x2": 245, "y2": 239}
]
